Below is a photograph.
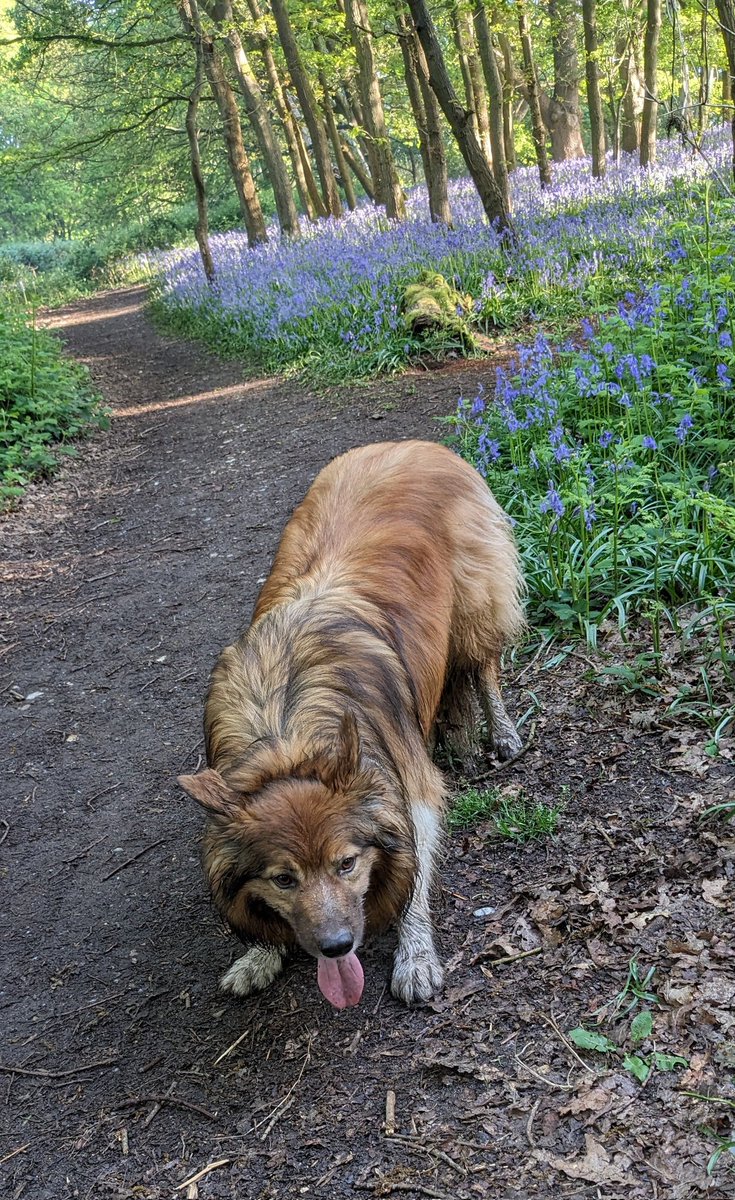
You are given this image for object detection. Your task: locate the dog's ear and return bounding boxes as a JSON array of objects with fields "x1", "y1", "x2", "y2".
[
  {"x1": 178, "y1": 768, "x2": 238, "y2": 814},
  {"x1": 317, "y1": 712, "x2": 361, "y2": 792}
]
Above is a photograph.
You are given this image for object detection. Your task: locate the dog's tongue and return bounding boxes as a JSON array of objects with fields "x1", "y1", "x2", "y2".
[{"x1": 317, "y1": 952, "x2": 364, "y2": 1009}]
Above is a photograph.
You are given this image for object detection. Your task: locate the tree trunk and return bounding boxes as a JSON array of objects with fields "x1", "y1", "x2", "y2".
[
  {"x1": 582, "y1": 0, "x2": 606, "y2": 176},
  {"x1": 340, "y1": 140, "x2": 377, "y2": 199},
  {"x1": 450, "y1": 4, "x2": 492, "y2": 164},
  {"x1": 715, "y1": 0, "x2": 735, "y2": 181},
  {"x1": 496, "y1": 29, "x2": 517, "y2": 170},
  {"x1": 182, "y1": 0, "x2": 267, "y2": 246},
  {"x1": 544, "y1": 0, "x2": 586, "y2": 160},
  {"x1": 182, "y1": 16, "x2": 215, "y2": 282},
  {"x1": 474, "y1": 2, "x2": 510, "y2": 206},
  {"x1": 319, "y1": 74, "x2": 358, "y2": 209},
  {"x1": 269, "y1": 0, "x2": 342, "y2": 216},
  {"x1": 406, "y1": 0, "x2": 512, "y2": 230},
  {"x1": 343, "y1": 0, "x2": 405, "y2": 218},
  {"x1": 517, "y1": 1, "x2": 552, "y2": 187},
  {"x1": 206, "y1": 0, "x2": 300, "y2": 237},
  {"x1": 640, "y1": 0, "x2": 661, "y2": 166},
  {"x1": 241, "y1": 0, "x2": 322, "y2": 219},
  {"x1": 617, "y1": 22, "x2": 645, "y2": 154},
  {"x1": 396, "y1": 10, "x2": 452, "y2": 224}
]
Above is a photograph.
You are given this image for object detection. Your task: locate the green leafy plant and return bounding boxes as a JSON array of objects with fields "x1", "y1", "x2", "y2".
[
  {"x1": 448, "y1": 786, "x2": 561, "y2": 842},
  {"x1": 569, "y1": 1005, "x2": 688, "y2": 1085}
]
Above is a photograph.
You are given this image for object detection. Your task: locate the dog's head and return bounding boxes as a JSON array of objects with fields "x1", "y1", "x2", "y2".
[{"x1": 178, "y1": 715, "x2": 416, "y2": 963}]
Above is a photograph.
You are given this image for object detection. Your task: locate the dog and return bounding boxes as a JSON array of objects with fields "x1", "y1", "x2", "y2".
[{"x1": 178, "y1": 440, "x2": 525, "y2": 1008}]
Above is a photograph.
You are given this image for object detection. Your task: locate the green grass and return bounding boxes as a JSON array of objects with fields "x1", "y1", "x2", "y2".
[
  {"x1": 448, "y1": 785, "x2": 561, "y2": 842},
  {"x1": 0, "y1": 301, "x2": 106, "y2": 503}
]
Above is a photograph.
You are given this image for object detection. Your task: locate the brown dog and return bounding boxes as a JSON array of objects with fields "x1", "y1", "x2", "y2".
[{"x1": 179, "y1": 440, "x2": 524, "y2": 1008}]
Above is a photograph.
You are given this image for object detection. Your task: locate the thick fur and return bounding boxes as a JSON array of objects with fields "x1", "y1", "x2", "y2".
[{"x1": 179, "y1": 440, "x2": 525, "y2": 1004}]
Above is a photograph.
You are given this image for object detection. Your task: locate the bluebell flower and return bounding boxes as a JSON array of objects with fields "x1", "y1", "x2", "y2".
[
  {"x1": 642, "y1": 435, "x2": 657, "y2": 450},
  {"x1": 666, "y1": 238, "x2": 687, "y2": 263},
  {"x1": 719, "y1": 330, "x2": 733, "y2": 349},
  {"x1": 584, "y1": 505, "x2": 597, "y2": 530},
  {"x1": 717, "y1": 363, "x2": 732, "y2": 388},
  {"x1": 675, "y1": 414, "x2": 693, "y2": 442},
  {"x1": 599, "y1": 430, "x2": 614, "y2": 449},
  {"x1": 470, "y1": 395, "x2": 486, "y2": 417},
  {"x1": 529, "y1": 448, "x2": 540, "y2": 469},
  {"x1": 540, "y1": 482, "x2": 565, "y2": 519}
]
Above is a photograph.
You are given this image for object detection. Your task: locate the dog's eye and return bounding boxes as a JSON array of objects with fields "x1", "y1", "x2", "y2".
[
  {"x1": 339, "y1": 856, "x2": 357, "y2": 875},
  {"x1": 272, "y1": 873, "x2": 296, "y2": 889}
]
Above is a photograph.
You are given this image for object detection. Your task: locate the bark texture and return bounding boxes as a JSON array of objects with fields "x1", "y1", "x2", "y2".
[
  {"x1": 542, "y1": 0, "x2": 586, "y2": 160},
  {"x1": 269, "y1": 0, "x2": 342, "y2": 216},
  {"x1": 640, "y1": 0, "x2": 661, "y2": 166},
  {"x1": 182, "y1": 14, "x2": 215, "y2": 282},
  {"x1": 517, "y1": 1, "x2": 552, "y2": 187},
  {"x1": 396, "y1": 10, "x2": 452, "y2": 224},
  {"x1": 582, "y1": 0, "x2": 606, "y2": 177},
  {"x1": 406, "y1": 0, "x2": 512, "y2": 230},
  {"x1": 474, "y1": 2, "x2": 510, "y2": 206},
  {"x1": 343, "y1": 0, "x2": 405, "y2": 218}
]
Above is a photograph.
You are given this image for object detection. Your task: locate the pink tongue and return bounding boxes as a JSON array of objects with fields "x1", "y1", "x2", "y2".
[{"x1": 317, "y1": 952, "x2": 364, "y2": 1009}]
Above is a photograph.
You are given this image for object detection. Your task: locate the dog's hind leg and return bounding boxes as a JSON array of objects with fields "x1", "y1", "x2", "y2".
[
  {"x1": 220, "y1": 945, "x2": 285, "y2": 998},
  {"x1": 391, "y1": 801, "x2": 444, "y2": 1005},
  {"x1": 477, "y1": 654, "x2": 522, "y2": 762}
]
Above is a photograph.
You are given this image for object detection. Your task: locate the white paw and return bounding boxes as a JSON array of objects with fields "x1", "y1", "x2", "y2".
[
  {"x1": 220, "y1": 946, "x2": 284, "y2": 997},
  {"x1": 490, "y1": 724, "x2": 522, "y2": 761},
  {"x1": 391, "y1": 945, "x2": 445, "y2": 1005}
]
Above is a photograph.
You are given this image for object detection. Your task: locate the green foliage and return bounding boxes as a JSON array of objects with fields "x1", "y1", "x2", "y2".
[
  {"x1": 448, "y1": 785, "x2": 560, "y2": 841},
  {"x1": 569, "y1": 1006, "x2": 688, "y2": 1085},
  {"x1": 0, "y1": 300, "x2": 106, "y2": 502}
]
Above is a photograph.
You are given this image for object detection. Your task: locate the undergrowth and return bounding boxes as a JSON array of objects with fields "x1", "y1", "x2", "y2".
[{"x1": 0, "y1": 301, "x2": 106, "y2": 503}]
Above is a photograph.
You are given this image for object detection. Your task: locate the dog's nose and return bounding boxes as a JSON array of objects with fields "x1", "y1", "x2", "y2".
[{"x1": 318, "y1": 931, "x2": 354, "y2": 958}]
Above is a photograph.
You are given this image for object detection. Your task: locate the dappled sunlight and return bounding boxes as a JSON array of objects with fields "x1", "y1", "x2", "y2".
[
  {"x1": 42, "y1": 298, "x2": 144, "y2": 329},
  {"x1": 111, "y1": 379, "x2": 263, "y2": 418}
]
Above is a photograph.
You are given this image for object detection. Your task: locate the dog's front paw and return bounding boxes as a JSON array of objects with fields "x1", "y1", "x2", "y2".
[
  {"x1": 391, "y1": 947, "x2": 444, "y2": 1005},
  {"x1": 489, "y1": 725, "x2": 522, "y2": 762},
  {"x1": 220, "y1": 946, "x2": 284, "y2": 998}
]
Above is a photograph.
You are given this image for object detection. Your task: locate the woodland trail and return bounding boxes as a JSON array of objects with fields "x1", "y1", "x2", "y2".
[{"x1": 1, "y1": 288, "x2": 732, "y2": 1200}]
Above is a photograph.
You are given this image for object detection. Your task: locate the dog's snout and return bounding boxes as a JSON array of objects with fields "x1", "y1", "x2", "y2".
[{"x1": 318, "y1": 931, "x2": 355, "y2": 958}]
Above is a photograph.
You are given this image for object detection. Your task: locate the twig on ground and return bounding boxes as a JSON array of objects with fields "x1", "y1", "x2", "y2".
[
  {"x1": 116, "y1": 1093, "x2": 218, "y2": 1121},
  {"x1": 0, "y1": 820, "x2": 9, "y2": 847},
  {"x1": 214, "y1": 1028, "x2": 249, "y2": 1067},
  {"x1": 252, "y1": 1035, "x2": 313, "y2": 1139},
  {"x1": 473, "y1": 725, "x2": 537, "y2": 781},
  {"x1": 538, "y1": 1011, "x2": 595, "y2": 1074},
  {"x1": 384, "y1": 1090, "x2": 396, "y2": 1136},
  {"x1": 0, "y1": 1144, "x2": 30, "y2": 1167},
  {"x1": 61, "y1": 834, "x2": 106, "y2": 863},
  {"x1": 84, "y1": 784, "x2": 119, "y2": 811},
  {"x1": 175, "y1": 1159, "x2": 230, "y2": 1190},
  {"x1": 102, "y1": 838, "x2": 166, "y2": 882},
  {"x1": 526, "y1": 1097, "x2": 541, "y2": 1146},
  {"x1": 0, "y1": 1058, "x2": 118, "y2": 1079},
  {"x1": 514, "y1": 1053, "x2": 574, "y2": 1091},
  {"x1": 119, "y1": 1128, "x2": 129, "y2": 1156},
  {"x1": 479, "y1": 946, "x2": 542, "y2": 970},
  {"x1": 386, "y1": 1134, "x2": 466, "y2": 1176},
  {"x1": 355, "y1": 1183, "x2": 453, "y2": 1200}
]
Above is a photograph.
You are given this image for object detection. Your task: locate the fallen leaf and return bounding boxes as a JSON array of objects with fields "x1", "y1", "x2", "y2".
[
  {"x1": 534, "y1": 1133, "x2": 635, "y2": 1184},
  {"x1": 702, "y1": 878, "x2": 729, "y2": 908}
]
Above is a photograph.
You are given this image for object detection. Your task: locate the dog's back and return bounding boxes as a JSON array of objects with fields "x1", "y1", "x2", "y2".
[{"x1": 251, "y1": 440, "x2": 524, "y2": 738}]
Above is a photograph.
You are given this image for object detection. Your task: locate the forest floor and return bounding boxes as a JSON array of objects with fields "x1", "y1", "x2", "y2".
[{"x1": 1, "y1": 287, "x2": 734, "y2": 1200}]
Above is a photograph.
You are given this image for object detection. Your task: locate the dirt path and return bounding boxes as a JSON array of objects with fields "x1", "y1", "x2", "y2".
[{"x1": 1, "y1": 289, "x2": 733, "y2": 1200}]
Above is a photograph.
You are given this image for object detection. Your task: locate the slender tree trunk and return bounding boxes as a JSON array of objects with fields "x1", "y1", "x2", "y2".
[
  {"x1": 396, "y1": 10, "x2": 452, "y2": 224},
  {"x1": 617, "y1": 21, "x2": 645, "y2": 154},
  {"x1": 319, "y1": 74, "x2": 358, "y2": 209},
  {"x1": 182, "y1": 0, "x2": 267, "y2": 245},
  {"x1": 544, "y1": 0, "x2": 586, "y2": 160},
  {"x1": 342, "y1": 0, "x2": 405, "y2": 218},
  {"x1": 458, "y1": 4, "x2": 493, "y2": 164},
  {"x1": 406, "y1": 0, "x2": 512, "y2": 230},
  {"x1": 182, "y1": 18, "x2": 215, "y2": 282},
  {"x1": 582, "y1": 0, "x2": 606, "y2": 176},
  {"x1": 340, "y1": 140, "x2": 377, "y2": 198},
  {"x1": 517, "y1": 1, "x2": 552, "y2": 186},
  {"x1": 640, "y1": 0, "x2": 661, "y2": 166},
  {"x1": 241, "y1": 0, "x2": 321, "y2": 218},
  {"x1": 269, "y1": 0, "x2": 342, "y2": 216},
  {"x1": 715, "y1": 0, "x2": 735, "y2": 181},
  {"x1": 206, "y1": 0, "x2": 300, "y2": 237},
  {"x1": 496, "y1": 29, "x2": 517, "y2": 170},
  {"x1": 474, "y1": 2, "x2": 510, "y2": 207}
]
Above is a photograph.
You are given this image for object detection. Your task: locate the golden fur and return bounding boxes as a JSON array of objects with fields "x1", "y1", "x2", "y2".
[{"x1": 179, "y1": 439, "x2": 525, "y2": 1005}]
